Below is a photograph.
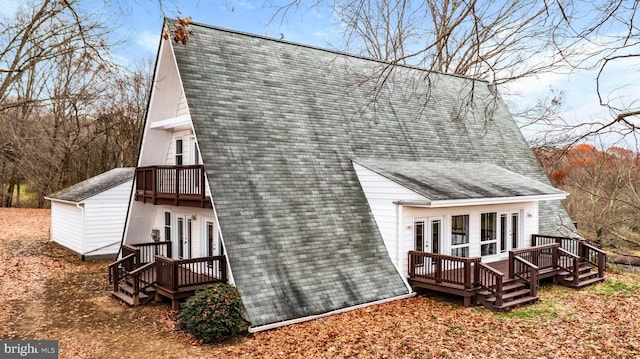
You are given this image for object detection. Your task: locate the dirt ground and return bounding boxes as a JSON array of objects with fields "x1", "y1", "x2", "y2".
[{"x1": 1, "y1": 208, "x2": 640, "y2": 358}]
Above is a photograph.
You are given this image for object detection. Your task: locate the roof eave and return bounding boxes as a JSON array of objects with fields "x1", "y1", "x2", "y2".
[{"x1": 394, "y1": 192, "x2": 568, "y2": 208}]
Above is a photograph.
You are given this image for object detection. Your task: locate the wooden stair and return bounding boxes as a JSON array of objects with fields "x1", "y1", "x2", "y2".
[
  {"x1": 112, "y1": 278, "x2": 155, "y2": 306},
  {"x1": 476, "y1": 279, "x2": 538, "y2": 312},
  {"x1": 556, "y1": 261, "x2": 606, "y2": 288}
]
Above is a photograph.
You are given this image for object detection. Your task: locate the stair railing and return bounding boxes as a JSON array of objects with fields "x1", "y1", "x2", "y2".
[
  {"x1": 107, "y1": 253, "x2": 137, "y2": 292},
  {"x1": 557, "y1": 248, "x2": 581, "y2": 286},
  {"x1": 510, "y1": 255, "x2": 539, "y2": 298},
  {"x1": 127, "y1": 262, "x2": 157, "y2": 305},
  {"x1": 477, "y1": 263, "x2": 504, "y2": 307},
  {"x1": 580, "y1": 242, "x2": 607, "y2": 278}
]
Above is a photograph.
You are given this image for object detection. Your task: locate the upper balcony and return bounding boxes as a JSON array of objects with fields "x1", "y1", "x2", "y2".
[{"x1": 135, "y1": 165, "x2": 212, "y2": 208}]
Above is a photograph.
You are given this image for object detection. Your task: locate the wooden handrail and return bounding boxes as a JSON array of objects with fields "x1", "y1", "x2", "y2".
[
  {"x1": 512, "y1": 256, "x2": 539, "y2": 298},
  {"x1": 531, "y1": 234, "x2": 583, "y2": 255},
  {"x1": 477, "y1": 263, "x2": 504, "y2": 307},
  {"x1": 509, "y1": 243, "x2": 558, "y2": 278},
  {"x1": 127, "y1": 262, "x2": 157, "y2": 304},
  {"x1": 107, "y1": 253, "x2": 137, "y2": 291},
  {"x1": 581, "y1": 242, "x2": 607, "y2": 278},
  {"x1": 557, "y1": 248, "x2": 581, "y2": 286}
]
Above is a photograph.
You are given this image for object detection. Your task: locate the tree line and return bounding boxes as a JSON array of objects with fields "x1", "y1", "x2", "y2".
[
  {"x1": 0, "y1": 0, "x2": 150, "y2": 207},
  {"x1": 536, "y1": 144, "x2": 640, "y2": 256}
]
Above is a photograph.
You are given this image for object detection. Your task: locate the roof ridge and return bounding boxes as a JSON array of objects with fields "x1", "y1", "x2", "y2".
[{"x1": 164, "y1": 17, "x2": 490, "y2": 84}]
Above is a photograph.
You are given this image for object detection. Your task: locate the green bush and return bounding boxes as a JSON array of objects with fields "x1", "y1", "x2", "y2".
[{"x1": 176, "y1": 283, "x2": 248, "y2": 342}]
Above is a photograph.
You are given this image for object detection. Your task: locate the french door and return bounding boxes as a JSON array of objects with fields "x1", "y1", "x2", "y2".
[
  {"x1": 415, "y1": 217, "x2": 444, "y2": 267},
  {"x1": 500, "y1": 211, "x2": 520, "y2": 254},
  {"x1": 177, "y1": 216, "x2": 192, "y2": 259}
]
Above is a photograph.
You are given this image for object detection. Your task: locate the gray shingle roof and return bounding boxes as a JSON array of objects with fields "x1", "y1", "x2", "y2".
[
  {"x1": 168, "y1": 20, "x2": 573, "y2": 327},
  {"x1": 46, "y1": 168, "x2": 134, "y2": 203},
  {"x1": 355, "y1": 160, "x2": 566, "y2": 201}
]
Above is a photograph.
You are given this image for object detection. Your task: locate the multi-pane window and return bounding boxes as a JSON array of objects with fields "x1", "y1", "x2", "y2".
[
  {"x1": 451, "y1": 215, "x2": 469, "y2": 257},
  {"x1": 481, "y1": 212, "x2": 498, "y2": 256}
]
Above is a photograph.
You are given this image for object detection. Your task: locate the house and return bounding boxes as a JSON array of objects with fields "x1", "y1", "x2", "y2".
[
  {"x1": 45, "y1": 167, "x2": 134, "y2": 260},
  {"x1": 110, "y1": 20, "x2": 606, "y2": 332}
]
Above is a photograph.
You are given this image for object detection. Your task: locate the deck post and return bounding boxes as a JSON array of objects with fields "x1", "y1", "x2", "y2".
[
  {"x1": 221, "y1": 256, "x2": 228, "y2": 282},
  {"x1": 597, "y1": 252, "x2": 606, "y2": 278},
  {"x1": 508, "y1": 251, "x2": 514, "y2": 279},
  {"x1": 552, "y1": 246, "x2": 559, "y2": 269},
  {"x1": 463, "y1": 260, "x2": 471, "y2": 290},
  {"x1": 171, "y1": 260, "x2": 179, "y2": 292},
  {"x1": 174, "y1": 167, "x2": 180, "y2": 206},
  {"x1": 473, "y1": 259, "x2": 480, "y2": 288},
  {"x1": 435, "y1": 256, "x2": 442, "y2": 283}
]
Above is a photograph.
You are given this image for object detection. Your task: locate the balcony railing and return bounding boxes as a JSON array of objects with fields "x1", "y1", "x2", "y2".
[{"x1": 135, "y1": 165, "x2": 211, "y2": 208}]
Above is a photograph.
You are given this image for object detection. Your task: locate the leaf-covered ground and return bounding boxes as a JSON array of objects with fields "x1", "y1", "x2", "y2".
[{"x1": 1, "y1": 208, "x2": 639, "y2": 358}]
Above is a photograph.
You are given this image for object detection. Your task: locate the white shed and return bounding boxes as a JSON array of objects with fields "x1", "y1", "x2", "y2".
[{"x1": 45, "y1": 167, "x2": 134, "y2": 260}]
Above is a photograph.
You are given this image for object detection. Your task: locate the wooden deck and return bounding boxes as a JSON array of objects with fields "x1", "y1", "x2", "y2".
[
  {"x1": 109, "y1": 242, "x2": 227, "y2": 309},
  {"x1": 408, "y1": 236, "x2": 607, "y2": 311}
]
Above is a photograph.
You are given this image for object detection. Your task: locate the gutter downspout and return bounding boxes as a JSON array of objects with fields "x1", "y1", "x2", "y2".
[
  {"x1": 77, "y1": 202, "x2": 86, "y2": 259},
  {"x1": 393, "y1": 201, "x2": 413, "y2": 293}
]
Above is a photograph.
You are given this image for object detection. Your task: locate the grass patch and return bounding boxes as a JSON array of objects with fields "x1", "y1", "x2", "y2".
[
  {"x1": 587, "y1": 278, "x2": 640, "y2": 296},
  {"x1": 498, "y1": 301, "x2": 560, "y2": 320}
]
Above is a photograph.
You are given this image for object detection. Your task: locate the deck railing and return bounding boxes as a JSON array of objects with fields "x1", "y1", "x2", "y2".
[
  {"x1": 155, "y1": 255, "x2": 227, "y2": 292},
  {"x1": 509, "y1": 243, "x2": 559, "y2": 276},
  {"x1": 532, "y1": 234, "x2": 606, "y2": 278},
  {"x1": 532, "y1": 234, "x2": 582, "y2": 256},
  {"x1": 135, "y1": 165, "x2": 209, "y2": 207},
  {"x1": 129, "y1": 241, "x2": 171, "y2": 263},
  {"x1": 408, "y1": 251, "x2": 480, "y2": 290},
  {"x1": 511, "y1": 256, "x2": 539, "y2": 298}
]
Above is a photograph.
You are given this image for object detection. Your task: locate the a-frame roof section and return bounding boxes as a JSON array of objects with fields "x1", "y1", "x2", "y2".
[
  {"x1": 167, "y1": 20, "x2": 572, "y2": 328},
  {"x1": 355, "y1": 160, "x2": 567, "y2": 207}
]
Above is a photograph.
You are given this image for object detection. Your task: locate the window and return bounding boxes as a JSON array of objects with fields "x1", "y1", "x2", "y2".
[
  {"x1": 207, "y1": 221, "x2": 216, "y2": 257},
  {"x1": 175, "y1": 139, "x2": 183, "y2": 165},
  {"x1": 481, "y1": 212, "x2": 498, "y2": 256},
  {"x1": 431, "y1": 220, "x2": 441, "y2": 255},
  {"x1": 415, "y1": 221, "x2": 424, "y2": 252},
  {"x1": 178, "y1": 217, "x2": 184, "y2": 259},
  {"x1": 451, "y1": 215, "x2": 469, "y2": 257},
  {"x1": 414, "y1": 221, "x2": 424, "y2": 265},
  {"x1": 511, "y1": 213, "x2": 519, "y2": 249},
  {"x1": 164, "y1": 212, "x2": 171, "y2": 242}
]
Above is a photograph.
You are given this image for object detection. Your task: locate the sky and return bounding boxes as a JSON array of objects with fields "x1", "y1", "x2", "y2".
[{"x1": 2, "y1": 0, "x2": 639, "y2": 149}]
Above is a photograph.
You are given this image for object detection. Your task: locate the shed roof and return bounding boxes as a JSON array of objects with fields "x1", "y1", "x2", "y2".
[
  {"x1": 166, "y1": 20, "x2": 573, "y2": 328},
  {"x1": 46, "y1": 168, "x2": 134, "y2": 203},
  {"x1": 355, "y1": 160, "x2": 567, "y2": 205}
]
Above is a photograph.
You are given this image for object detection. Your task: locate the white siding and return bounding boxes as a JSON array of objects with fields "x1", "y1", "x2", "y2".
[
  {"x1": 397, "y1": 202, "x2": 539, "y2": 277},
  {"x1": 50, "y1": 201, "x2": 84, "y2": 254},
  {"x1": 354, "y1": 162, "x2": 542, "y2": 278},
  {"x1": 353, "y1": 162, "x2": 426, "y2": 270},
  {"x1": 83, "y1": 181, "x2": 132, "y2": 257}
]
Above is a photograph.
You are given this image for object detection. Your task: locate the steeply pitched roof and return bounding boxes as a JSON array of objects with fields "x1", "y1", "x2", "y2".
[
  {"x1": 168, "y1": 20, "x2": 572, "y2": 327},
  {"x1": 355, "y1": 160, "x2": 566, "y2": 203},
  {"x1": 46, "y1": 168, "x2": 134, "y2": 203}
]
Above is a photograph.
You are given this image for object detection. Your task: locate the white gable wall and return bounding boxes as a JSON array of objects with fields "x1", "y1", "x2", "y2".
[
  {"x1": 82, "y1": 181, "x2": 132, "y2": 257},
  {"x1": 353, "y1": 162, "x2": 428, "y2": 269}
]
